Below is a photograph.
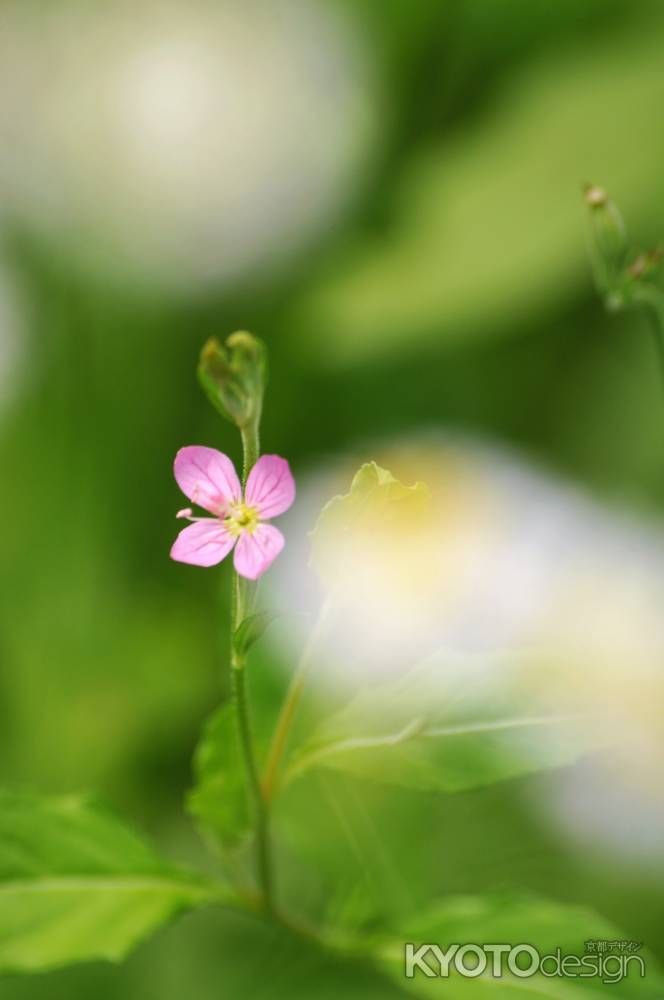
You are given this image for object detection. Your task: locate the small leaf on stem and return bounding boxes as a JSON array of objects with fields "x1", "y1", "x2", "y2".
[{"x1": 234, "y1": 611, "x2": 281, "y2": 658}]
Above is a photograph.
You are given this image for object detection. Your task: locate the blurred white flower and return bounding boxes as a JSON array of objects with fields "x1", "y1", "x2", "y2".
[
  {"x1": 272, "y1": 434, "x2": 664, "y2": 857},
  {"x1": 280, "y1": 441, "x2": 664, "y2": 670},
  {"x1": 0, "y1": 0, "x2": 375, "y2": 292}
]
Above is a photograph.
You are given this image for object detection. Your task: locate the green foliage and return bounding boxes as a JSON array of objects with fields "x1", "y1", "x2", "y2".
[
  {"x1": 233, "y1": 611, "x2": 281, "y2": 659},
  {"x1": 187, "y1": 703, "x2": 251, "y2": 853},
  {"x1": 138, "y1": 906, "x2": 408, "y2": 1000},
  {"x1": 379, "y1": 894, "x2": 664, "y2": 998},
  {"x1": 0, "y1": 792, "x2": 216, "y2": 973},
  {"x1": 397, "y1": 894, "x2": 619, "y2": 954},
  {"x1": 294, "y1": 5, "x2": 664, "y2": 366},
  {"x1": 286, "y1": 651, "x2": 602, "y2": 793},
  {"x1": 2, "y1": 1, "x2": 664, "y2": 994}
]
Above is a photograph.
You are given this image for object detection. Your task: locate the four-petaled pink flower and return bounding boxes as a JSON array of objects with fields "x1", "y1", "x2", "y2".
[{"x1": 170, "y1": 447, "x2": 295, "y2": 579}]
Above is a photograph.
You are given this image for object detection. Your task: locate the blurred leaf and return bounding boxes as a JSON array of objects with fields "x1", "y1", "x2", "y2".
[
  {"x1": 285, "y1": 651, "x2": 603, "y2": 793},
  {"x1": 0, "y1": 888, "x2": 410, "y2": 999},
  {"x1": 379, "y1": 893, "x2": 663, "y2": 998},
  {"x1": 0, "y1": 791, "x2": 216, "y2": 974},
  {"x1": 310, "y1": 462, "x2": 429, "y2": 586},
  {"x1": 233, "y1": 611, "x2": 281, "y2": 659},
  {"x1": 294, "y1": 8, "x2": 664, "y2": 365},
  {"x1": 187, "y1": 703, "x2": 250, "y2": 852},
  {"x1": 138, "y1": 905, "x2": 410, "y2": 1000}
]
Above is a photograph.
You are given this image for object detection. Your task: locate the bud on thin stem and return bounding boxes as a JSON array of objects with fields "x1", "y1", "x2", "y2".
[
  {"x1": 198, "y1": 329, "x2": 274, "y2": 913},
  {"x1": 584, "y1": 184, "x2": 629, "y2": 307},
  {"x1": 198, "y1": 331, "x2": 268, "y2": 437},
  {"x1": 584, "y1": 185, "x2": 664, "y2": 399}
]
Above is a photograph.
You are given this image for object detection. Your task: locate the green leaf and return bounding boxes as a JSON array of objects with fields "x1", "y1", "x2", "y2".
[
  {"x1": 0, "y1": 791, "x2": 217, "y2": 974},
  {"x1": 187, "y1": 702, "x2": 251, "y2": 852},
  {"x1": 378, "y1": 893, "x2": 663, "y2": 999},
  {"x1": 285, "y1": 650, "x2": 604, "y2": 793},
  {"x1": 233, "y1": 611, "x2": 280, "y2": 658},
  {"x1": 137, "y1": 905, "x2": 410, "y2": 1000},
  {"x1": 310, "y1": 461, "x2": 430, "y2": 586}
]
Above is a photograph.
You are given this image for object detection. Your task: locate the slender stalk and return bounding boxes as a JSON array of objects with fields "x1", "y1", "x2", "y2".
[
  {"x1": 231, "y1": 625, "x2": 273, "y2": 912},
  {"x1": 647, "y1": 315, "x2": 664, "y2": 403},
  {"x1": 229, "y1": 418, "x2": 273, "y2": 912},
  {"x1": 262, "y1": 600, "x2": 331, "y2": 802},
  {"x1": 632, "y1": 285, "x2": 664, "y2": 402},
  {"x1": 240, "y1": 423, "x2": 259, "y2": 485}
]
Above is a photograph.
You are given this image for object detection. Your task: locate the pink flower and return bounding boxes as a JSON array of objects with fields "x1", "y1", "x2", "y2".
[{"x1": 170, "y1": 447, "x2": 295, "y2": 579}]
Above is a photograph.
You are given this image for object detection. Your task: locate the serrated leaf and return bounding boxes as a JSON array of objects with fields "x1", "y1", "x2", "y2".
[
  {"x1": 378, "y1": 893, "x2": 663, "y2": 999},
  {"x1": 0, "y1": 791, "x2": 217, "y2": 973},
  {"x1": 285, "y1": 649, "x2": 605, "y2": 793},
  {"x1": 233, "y1": 611, "x2": 280, "y2": 658},
  {"x1": 187, "y1": 702, "x2": 250, "y2": 852},
  {"x1": 310, "y1": 462, "x2": 430, "y2": 586}
]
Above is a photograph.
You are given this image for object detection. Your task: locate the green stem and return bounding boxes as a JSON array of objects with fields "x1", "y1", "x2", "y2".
[
  {"x1": 240, "y1": 421, "x2": 260, "y2": 486},
  {"x1": 262, "y1": 600, "x2": 331, "y2": 802},
  {"x1": 230, "y1": 419, "x2": 273, "y2": 912},
  {"x1": 632, "y1": 285, "x2": 664, "y2": 401},
  {"x1": 231, "y1": 628, "x2": 273, "y2": 912}
]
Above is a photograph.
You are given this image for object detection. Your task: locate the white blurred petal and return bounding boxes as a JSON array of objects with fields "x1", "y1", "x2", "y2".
[
  {"x1": 271, "y1": 434, "x2": 664, "y2": 857},
  {"x1": 0, "y1": 0, "x2": 375, "y2": 292}
]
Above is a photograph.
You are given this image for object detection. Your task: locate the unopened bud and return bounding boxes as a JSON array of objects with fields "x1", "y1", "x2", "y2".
[
  {"x1": 583, "y1": 183, "x2": 628, "y2": 300},
  {"x1": 197, "y1": 331, "x2": 268, "y2": 429},
  {"x1": 584, "y1": 185, "x2": 608, "y2": 208}
]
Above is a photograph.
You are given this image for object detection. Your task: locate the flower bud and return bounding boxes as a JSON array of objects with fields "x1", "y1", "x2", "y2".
[
  {"x1": 197, "y1": 331, "x2": 268, "y2": 429},
  {"x1": 583, "y1": 184, "x2": 629, "y2": 306}
]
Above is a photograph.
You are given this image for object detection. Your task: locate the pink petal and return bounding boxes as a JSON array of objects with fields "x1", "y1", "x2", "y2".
[
  {"x1": 233, "y1": 524, "x2": 285, "y2": 580},
  {"x1": 245, "y1": 455, "x2": 295, "y2": 519},
  {"x1": 170, "y1": 520, "x2": 236, "y2": 567},
  {"x1": 174, "y1": 446, "x2": 241, "y2": 515}
]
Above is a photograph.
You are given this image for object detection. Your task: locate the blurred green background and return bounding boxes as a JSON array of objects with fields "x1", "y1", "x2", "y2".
[{"x1": 2, "y1": 0, "x2": 664, "y2": 996}]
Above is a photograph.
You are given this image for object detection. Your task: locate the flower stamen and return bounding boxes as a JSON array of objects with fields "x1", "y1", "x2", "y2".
[{"x1": 224, "y1": 502, "x2": 260, "y2": 536}]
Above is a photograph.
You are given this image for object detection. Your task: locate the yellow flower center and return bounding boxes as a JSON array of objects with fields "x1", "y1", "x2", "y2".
[{"x1": 224, "y1": 502, "x2": 259, "y2": 536}]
